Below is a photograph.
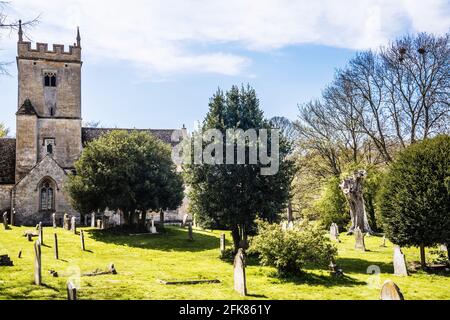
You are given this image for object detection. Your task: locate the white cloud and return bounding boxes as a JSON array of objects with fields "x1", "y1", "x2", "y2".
[{"x1": 2, "y1": 0, "x2": 449, "y2": 77}]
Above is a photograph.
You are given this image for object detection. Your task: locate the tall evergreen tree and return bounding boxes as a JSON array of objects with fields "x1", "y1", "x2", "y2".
[{"x1": 185, "y1": 85, "x2": 295, "y2": 251}]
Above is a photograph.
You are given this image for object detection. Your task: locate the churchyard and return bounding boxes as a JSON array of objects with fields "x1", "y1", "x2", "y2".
[{"x1": 1, "y1": 225, "x2": 449, "y2": 300}]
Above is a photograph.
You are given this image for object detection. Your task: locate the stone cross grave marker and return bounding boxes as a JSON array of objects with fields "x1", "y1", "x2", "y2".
[
  {"x1": 34, "y1": 240, "x2": 42, "y2": 286},
  {"x1": 71, "y1": 217, "x2": 77, "y2": 234},
  {"x1": 380, "y1": 280, "x2": 404, "y2": 300},
  {"x1": 393, "y1": 246, "x2": 409, "y2": 276},
  {"x1": 52, "y1": 213, "x2": 57, "y2": 228},
  {"x1": 220, "y1": 234, "x2": 226, "y2": 256},
  {"x1": 80, "y1": 230, "x2": 85, "y2": 251},
  {"x1": 354, "y1": 226, "x2": 366, "y2": 251},
  {"x1": 67, "y1": 281, "x2": 77, "y2": 300},
  {"x1": 3, "y1": 212, "x2": 8, "y2": 230},
  {"x1": 233, "y1": 248, "x2": 247, "y2": 296},
  {"x1": 38, "y1": 222, "x2": 43, "y2": 245},
  {"x1": 54, "y1": 234, "x2": 59, "y2": 260}
]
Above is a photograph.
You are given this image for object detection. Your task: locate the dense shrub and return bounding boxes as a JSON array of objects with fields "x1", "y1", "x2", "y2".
[
  {"x1": 379, "y1": 135, "x2": 450, "y2": 266},
  {"x1": 250, "y1": 220, "x2": 337, "y2": 275}
]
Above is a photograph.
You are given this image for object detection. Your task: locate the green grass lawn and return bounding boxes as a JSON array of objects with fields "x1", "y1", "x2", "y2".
[{"x1": 0, "y1": 225, "x2": 449, "y2": 300}]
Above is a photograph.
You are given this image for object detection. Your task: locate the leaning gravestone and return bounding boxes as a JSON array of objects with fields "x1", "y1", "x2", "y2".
[
  {"x1": 38, "y1": 222, "x2": 43, "y2": 245},
  {"x1": 393, "y1": 246, "x2": 409, "y2": 276},
  {"x1": 3, "y1": 212, "x2": 8, "y2": 230},
  {"x1": 234, "y1": 248, "x2": 247, "y2": 296},
  {"x1": 63, "y1": 214, "x2": 70, "y2": 230},
  {"x1": 71, "y1": 217, "x2": 77, "y2": 234},
  {"x1": 67, "y1": 281, "x2": 77, "y2": 300},
  {"x1": 220, "y1": 234, "x2": 226, "y2": 256},
  {"x1": 34, "y1": 240, "x2": 42, "y2": 286},
  {"x1": 330, "y1": 223, "x2": 340, "y2": 242},
  {"x1": 354, "y1": 227, "x2": 366, "y2": 251},
  {"x1": 52, "y1": 213, "x2": 57, "y2": 228},
  {"x1": 380, "y1": 280, "x2": 404, "y2": 300}
]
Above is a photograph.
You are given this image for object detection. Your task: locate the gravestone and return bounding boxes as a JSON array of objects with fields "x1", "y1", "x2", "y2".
[
  {"x1": 329, "y1": 259, "x2": 344, "y2": 277},
  {"x1": 380, "y1": 235, "x2": 387, "y2": 248},
  {"x1": 233, "y1": 248, "x2": 247, "y2": 296},
  {"x1": 52, "y1": 213, "x2": 57, "y2": 228},
  {"x1": 281, "y1": 221, "x2": 288, "y2": 231},
  {"x1": 71, "y1": 217, "x2": 77, "y2": 234},
  {"x1": 0, "y1": 255, "x2": 13, "y2": 266},
  {"x1": 393, "y1": 246, "x2": 409, "y2": 276},
  {"x1": 3, "y1": 212, "x2": 8, "y2": 230},
  {"x1": 287, "y1": 221, "x2": 294, "y2": 230},
  {"x1": 63, "y1": 214, "x2": 70, "y2": 230},
  {"x1": 220, "y1": 234, "x2": 226, "y2": 256},
  {"x1": 354, "y1": 227, "x2": 366, "y2": 251},
  {"x1": 150, "y1": 219, "x2": 157, "y2": 234},
  {"x1": 188, "y1": 223, "x2": 193, "y2": 241},
  {"x1": 330, "y1": 223, "x2": 340, "y2": 242},
  {"x1": 67, "y1": 281, "x2": 77, "y2": 300},
  {"x1": 183, "y1": 214, "x2": 189, "y2": 227},
  {"x1": 34, "y1": 240, "x2": 42, "y2": 286},
  {"x1": 380, "y1": 280, "x2": 404, "y2": 300},
  {"x1": 11, "y1": 209, "x2": 15, "y2": 226},
  {"x1": 96, "y1": 219, "x2": 102, "y2": 229},
  {"x1": 54, "y1": 234, "x2": 59, "y2": 260},
  {"x1": 38, "y1": 222, "x2": 43, "y2": 245},
  {"x1": 91, "y1": 212, "x2": 96, "y2": 228},
  {"x1": 80, "y1": 230, "x2": 85, "y2": 251}
]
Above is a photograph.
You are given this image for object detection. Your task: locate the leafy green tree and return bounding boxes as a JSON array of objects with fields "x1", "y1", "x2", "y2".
[
  {"x1": 250, "y1": 220, "x2": 337, "y2": 276},
  {"x1": 379, "y1": 135, "x2": 450, "y2": 268},
  {"x1": 185, "y1": 85, "x2": 295, "y2": 251},
  {"x1": 315, "y1": 176, "x2": 349, "y2": 231},
  {"x1": 0, "y1": 122, "x2": 8, "y2": 137},
  {"x1": 67, "y1": 130, "x2": 184, "y2": 226}
]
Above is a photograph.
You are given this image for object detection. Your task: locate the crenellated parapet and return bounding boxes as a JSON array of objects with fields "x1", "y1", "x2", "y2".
[{"x1": 18, "y1": 42, "x2": 81, "y2": 63}]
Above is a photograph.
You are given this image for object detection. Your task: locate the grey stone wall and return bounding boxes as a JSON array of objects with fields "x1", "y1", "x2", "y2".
[
  {"x1": 15, "y1": 115, "x2": 38, "y2": 181},
  {"x1": 13, "y1": 156, "x2": 79, "y2": 226},
  {"x1": 0, "y1": 185, "x2": 13, "y2": 213}
]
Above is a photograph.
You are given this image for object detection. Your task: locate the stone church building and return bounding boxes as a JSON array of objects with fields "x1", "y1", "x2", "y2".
[{"x1": 0, "y1": 24, "x2": 187, "y2": 226}]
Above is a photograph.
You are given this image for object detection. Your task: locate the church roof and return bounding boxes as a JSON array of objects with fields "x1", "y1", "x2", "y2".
[
  {"x1": 16, "y1": 99, "x2": 37, "y2": 116},
  {"x1": 0, "y1": 138, "x2": 16, "y2": 184},
  {"x1": 81, "y1": 127, "x2": 181, "y2": 147}
]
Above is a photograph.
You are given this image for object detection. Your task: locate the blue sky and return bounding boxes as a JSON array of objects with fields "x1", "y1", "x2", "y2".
[{"x1": 1, "y1": 0, "x2": 449, "y2": 134}]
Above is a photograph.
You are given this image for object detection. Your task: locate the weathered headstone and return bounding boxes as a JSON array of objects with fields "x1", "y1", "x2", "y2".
[
  {"x1": 393, "y1": 246, "x2": 409, "y2": 276},
  {"x1": 380, "y1": 235, "x2": 387, "y2": 248},
  {"x1": 354, "y1": 226, "x2": 366, "y2": 251},
  {"x1": 281, "y1": 221, "x2": 288, "y2": 231},
  {"x1": 330, "y1": 223, "x2": 340, "y2": 242},
  {"x1": 329, "y1": 259, "x2": 344, "y2": 277},
  {"x1": 96, "y1": 219, "x2": 102, "y2": 229},
  {"x1": 188, "y1": 223, "x2": 193, "y2": 241},
  {"x1": 91, "y1": 212, "x2": 96, "y2": 228},
  {"x1": 220, "y1": 234, "x2": 226, "y2": 256},
  {"x1": 233, "y1": 248, "x2": 247, "y2": 296},
  {"x1": 63, "y1": 213, "x2": 70, "y2": 230},
  {"x1": 34, "y1": 240, "x2": 42, "y2": 286},
  {"x1": 71, "y1": 217, "x2": 77, "y2": 234},
  {"x1": 54, "y1": 234, "x2": 59, "y2": 260},
  {"x1": 287, "y1": 221, "x2": 294, "y2": 230},
  {"x1": 182, "y1": 214, "x2": 189, "y2": 227},
  {"x1": 52, "y1": 213, "x2": 57, "y2": 228},
  {"x1": 3, "y1": 212, "x2": 8, "y2": 230},
  {"x1": 150, "y1": 219, "x2": 157, "y2": 234},
  {"x1": 38, "y1": 222, "x2": 43, "y2": 245},
  {"x1": 67, "y1": 281, "x2": 77, "y2": 300},
  {"x1": 380, "y1": 280, "x2": 404, "y2": 300},
  {"x1": 80, "y1": 230, "x2": 85, "y2": 251},
  {"x1": 84, "y1": 215, "x2": 88, "y2": 226}
]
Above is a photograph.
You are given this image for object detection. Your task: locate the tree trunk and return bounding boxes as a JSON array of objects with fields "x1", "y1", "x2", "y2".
[
  {"x1": 340, "y1": 170, "x2": 374, "y2": 235},
  {"x1": 231, "y1": 226, "x2": 241, "y2": 253},
  {"x1": 420, "y1": 244, "x2": 426, "y2": 269},
  {"x1": 287, "y1": 200, "x2": 293, "y2": 222}
]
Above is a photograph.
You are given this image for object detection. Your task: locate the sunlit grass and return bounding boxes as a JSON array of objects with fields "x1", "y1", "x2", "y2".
[{"x1": 0, "y1": 225, "x2": 449, "y2": 300}]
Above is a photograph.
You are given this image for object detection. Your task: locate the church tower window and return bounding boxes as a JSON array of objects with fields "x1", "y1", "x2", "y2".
[
  {"x1": 40, "y1": 179, "x2": 55, "y2": 211},
  {"x1": 44, "y1": 72, "x2": 57, "y2": 87},
  {"x1": 44, "y1": 138, "x2": 55, "y2": 156}
]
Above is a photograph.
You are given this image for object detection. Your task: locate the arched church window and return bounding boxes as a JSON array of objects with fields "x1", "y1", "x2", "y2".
[
  {"x1": 40, "y1": 180, "x2": 55, "y2": 211},
  {"x1": 44, "y1": 72, "x2": 57, "y2": 87},
  {"x1": 47, "y1": 143, "x2": 53, "y2": 154}
]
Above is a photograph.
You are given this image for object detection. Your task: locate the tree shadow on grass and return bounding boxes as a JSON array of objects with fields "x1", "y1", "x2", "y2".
[
  {"x1": 270, "y1": 271, "x2": 366, "y2": 288},
  {"x1": 333, "y1": 257, "x2": 393, "y2": 274},
  {"x1": 85, "y1": 226, "x2": 219, "y2": 252}
]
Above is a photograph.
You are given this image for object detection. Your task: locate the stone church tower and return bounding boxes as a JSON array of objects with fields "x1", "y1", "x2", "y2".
[{"x1": 0, "y1": 23, "x2": 187, "y2": 226}]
